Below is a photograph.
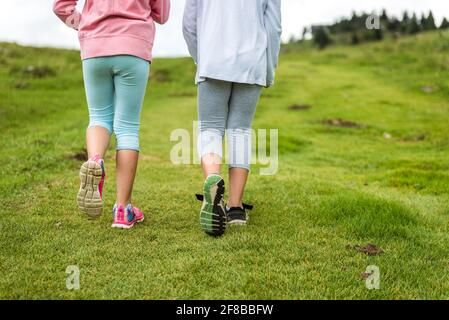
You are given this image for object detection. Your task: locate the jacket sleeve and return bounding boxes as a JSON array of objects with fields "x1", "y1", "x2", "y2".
[
  {"x1": 53, "y1": 0, "x2": 81, "y2": 30},
  {"x1": 182, "y1": 0, "x2": 198, "y2": 64},
  {"x1": 150, "y1": 0, "x2": 170, "y2": 25},
  {"x1": 264, "y1": 0, "x2": 282, "y2": 87}
]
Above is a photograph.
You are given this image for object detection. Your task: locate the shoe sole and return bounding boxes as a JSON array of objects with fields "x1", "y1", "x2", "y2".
[
  {"x1": 200, "y1": 174, "x2": 226, "y2": 237},
  {"x1": 228, "y1": 214, "x2": 249, "y2": 226},
  {"x1": 111, "y1": 217, "x2": 144, "y2": 229},
  {"x1": 228, "y1": 219, "x2": 247, "y2": 226},
  {"x1": 77, "y1": 160, "x2": 103, "y2": 218}
]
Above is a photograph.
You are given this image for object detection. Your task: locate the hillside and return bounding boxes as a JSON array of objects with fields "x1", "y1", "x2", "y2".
[{"x1": 1, "y1": 30, "x2": 449, "y2": 299}]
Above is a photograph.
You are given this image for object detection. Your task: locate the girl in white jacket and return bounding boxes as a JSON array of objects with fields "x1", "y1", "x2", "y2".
[{"x1": 183, "y1": 0, "x2": 282, "y2": 236}]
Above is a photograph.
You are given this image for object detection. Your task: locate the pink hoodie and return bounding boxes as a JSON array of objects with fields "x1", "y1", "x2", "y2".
[{"x1": 53, "y1": 0, "x2": 170, "y2": 61}]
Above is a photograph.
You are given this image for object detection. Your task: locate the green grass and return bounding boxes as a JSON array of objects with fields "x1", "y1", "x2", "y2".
[{"x1": 1, "y1": 30, "x2": 449, "y2": 299}]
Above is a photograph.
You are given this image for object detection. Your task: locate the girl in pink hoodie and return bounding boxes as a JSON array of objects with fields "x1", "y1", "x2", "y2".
[{"x1": 53, "y1": 0, "x2": 170, "y2": 229}]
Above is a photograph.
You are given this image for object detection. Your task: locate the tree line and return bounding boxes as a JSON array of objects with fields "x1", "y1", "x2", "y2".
[{"x1": 294, "y1": 10, "x2": 449, "y2": 49}]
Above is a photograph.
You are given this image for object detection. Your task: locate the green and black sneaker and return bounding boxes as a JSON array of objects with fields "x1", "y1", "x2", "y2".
[{"x1": 196, "y1": 174, "x2": 226, "y2": 237}]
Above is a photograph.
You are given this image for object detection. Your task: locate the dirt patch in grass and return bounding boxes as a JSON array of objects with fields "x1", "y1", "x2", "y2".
[
  {"x1": 10, "y1": 65, "x2": 56, "y2": 78},
  {"x1": 13, "y1": 81, "x2": 29, "y2": 89},
  {"x1": 69, "y1": 149, "x2": 88, "y2": 161},
  {"x1": 346, "y1": 244, "x2": 384, "y2": 256},
  {"x1": 288, "y1": 104, "x2": 312, "y2": 111},
  {"x1": 421, "y1": 85, "x2": 438, "y2": 93},
  {"x1": 360, "y1": 272, "x2": 371, "y2": 280},
  {"x1": 151, "y1": 68, "x2": 172, "y2": 83},
  {"x1": 25, "y1": 66, "x2": 56, "y2": 78},
  {"x1": 401, "y1": 134, "x2": 427, "y2": 142},
  {"x1": 321, "y1": 118, "x2": 364, "y2": 129}
]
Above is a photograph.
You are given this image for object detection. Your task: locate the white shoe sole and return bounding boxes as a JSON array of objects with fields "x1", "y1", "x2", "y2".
[
  {"x1": 77, "y1": 160, "x2": 103, "y2": 218},
  {"x1": 228, "y1": 219, "x2": 247, "y2": 226},
  {"x1": 111, "y1": 217, "x2": 144, "y2": 229}
]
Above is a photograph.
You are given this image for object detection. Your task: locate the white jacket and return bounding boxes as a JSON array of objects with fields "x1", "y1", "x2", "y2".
[{"x1": 183, "y1": 0, "x2": 282, "y2": 87}]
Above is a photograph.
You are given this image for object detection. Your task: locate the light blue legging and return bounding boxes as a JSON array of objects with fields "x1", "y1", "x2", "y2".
[{"x1": 82, "y1": 55, "x2": 150, "y2": 151}]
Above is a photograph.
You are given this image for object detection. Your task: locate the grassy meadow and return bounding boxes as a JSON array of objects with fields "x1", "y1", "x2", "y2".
[{"x1": 0, "y1": 30, "x2": 449, "y2": 299}]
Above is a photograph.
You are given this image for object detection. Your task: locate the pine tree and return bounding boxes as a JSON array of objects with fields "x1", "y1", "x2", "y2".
[
  {"x1": 387, "y1": 17, "x2": 400, "y2": 32},
  {"x1": 378, "y1": 10, "x2": 387, "y2": 34},
  {"x1": 400, "y1": 11, "x2": 410, "y2": 33},
  {"x1": 424, "y1": 11, "x2": 437, "y2": 30},
  {"x1": 408, "y1": 14, "x2": 421, "y2": 34},
  {"x1": 420, "y1": 13, "x2": 427, "y2": 31},
  {"x1": 380, "y1": 9, "x2": 389, "y2": 31},
  {"x1": 380, "y1": 9, "x2": 388, "y2": 22},
  {"x1": 312, "y1": 26, "x2": 332, "y2": 49},
  {"x1": 402, "y1": 11, "x2": 410, "y2": 22},
  {"x1": 440, "y1": 18, "x2": 449, "y2": 29}
]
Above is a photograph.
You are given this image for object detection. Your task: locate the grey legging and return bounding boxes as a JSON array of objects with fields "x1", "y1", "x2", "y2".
[{"x1": 198, "y1": 78, "x2": 262, "y2": 170}]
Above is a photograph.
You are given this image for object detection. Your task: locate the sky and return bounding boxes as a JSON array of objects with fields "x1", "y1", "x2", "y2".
[{"x1": 1, "y1": 0, "x2": 448, "y2": 57}]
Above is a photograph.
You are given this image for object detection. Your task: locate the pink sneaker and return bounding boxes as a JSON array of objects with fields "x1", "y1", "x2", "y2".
[
  {"x1": 111, "y1": 204, "x2": 145, "y2": 229},
  {"x1": 76, "y1": 155, "x2": 105, "y2": 218}
]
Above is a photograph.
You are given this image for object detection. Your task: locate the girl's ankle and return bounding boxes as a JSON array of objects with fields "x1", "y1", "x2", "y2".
[
  {"x1": 227, "y1": 202, "x2": 243, "y2": 209},
  {"x1": 90, "y1": 154, "x2": 103, "y2": 162},
  {"x1": 115, "y1": 201, "x2": 131, "y2": 207}
]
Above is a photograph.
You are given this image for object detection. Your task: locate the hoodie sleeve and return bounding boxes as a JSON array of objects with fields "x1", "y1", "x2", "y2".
[
  {"x1": 53, "y1": 0, "x2": 81, "y2": 30},
  {"x1": 264, "y1": 0, "x2": 282, "y2": 87},
  {"x1": 150, "y1": 0, "x2": 170, "y2": 25},
  {"x1": 182, "y1": 0, "x2": 198, "y2": 64}
]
